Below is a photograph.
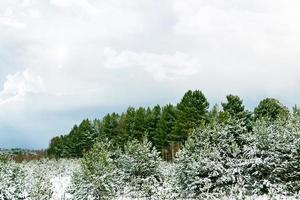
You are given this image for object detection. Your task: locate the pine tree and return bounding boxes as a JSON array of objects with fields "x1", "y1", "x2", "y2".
[
  {"x1": 221, "y1": 94, "x2": 253, "y2": 131},
  {"x1": 133, "y1": 107, "x2": 147, "y2": 140},
  {"x1": 154, "y1": 104, "x2": 176, "y2": 150},
  {"x1": 48, "y1": 136, "x2": 63, "y2": 158},
  {"x1": 174, "y1": 121, "x2": 248, "y2": 198},
  {"x1": 101, "y1": 113, "x2": 120, "y2": 144},
  {"x1": 173, "y1": 90, "x2": 209, "y2": 142},
  {"x1": 123, "y1": 107, "x2": 136, "y2": 140},
  {"x1": 116, "y1": 138, "x2": 162, "y2": 198},
  {"x1": 70, "y1": 141, "x2": 118, "y2": 200},
  {"x1": 254, "y1": 98, "x2": 289, "y2": 121},
  {"x1": 145, "y1": 105, "x2": 161, "y2": 145},
  {"x1": 208, "y1": 104, "x2": 222, "y2": 124},
  {"x1": 77, "y1": 119, "x2": 98, "y2": 156}
]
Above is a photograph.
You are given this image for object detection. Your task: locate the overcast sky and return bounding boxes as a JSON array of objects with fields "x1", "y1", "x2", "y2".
[{"x1": 1, "y1": 0, "x2": 300, "y2": 149}]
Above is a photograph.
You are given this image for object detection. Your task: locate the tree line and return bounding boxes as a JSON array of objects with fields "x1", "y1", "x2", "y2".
[{"x1": 47, "y1": 90, "x2": 290, "y2": 159}]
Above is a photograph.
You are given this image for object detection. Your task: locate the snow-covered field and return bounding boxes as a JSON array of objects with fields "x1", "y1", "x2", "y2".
[
  {"x1": 4, "y1": 117, "x2": 300, "y2": 200},
  {"x1": 0, "y1": 159, "x2": 79, "y2": 200},
  {"x1": 1, "y1": 158, "x2": 300, "y2": 200}
]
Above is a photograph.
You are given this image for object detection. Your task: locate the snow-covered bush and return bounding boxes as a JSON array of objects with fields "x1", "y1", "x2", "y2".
[
  {"x1": 116, "y1": 138, "x2": 163, "y2": 199},
  {"x1": 174, "y1": 121, "x2": 248, "y2": 198},
  {"x1": 0, "y1": 158, "x2": 78, "y2": 200},
  {"x1": 22, "y1": 160, "x2": 53, "y2": 200},
  {"x1": 69, "y1": 138, "x2": 166, "y2": 199},
  {"x1": 174, "y1": 116, "x2": 300, "y2": 198},
  {"x1": 0, "y1": 158, "x2": 27, "y2": 200},
  {"x1": 69, "y1": 141, "x2": 118, "y2": 200},
  {"x1": 243, "y1": 117, "x2": 300, "y2": 195}
]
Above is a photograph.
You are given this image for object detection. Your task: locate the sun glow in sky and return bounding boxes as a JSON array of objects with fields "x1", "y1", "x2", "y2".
[{"x1": 52, "y1": 45, "x2": 69, "y2": 68}]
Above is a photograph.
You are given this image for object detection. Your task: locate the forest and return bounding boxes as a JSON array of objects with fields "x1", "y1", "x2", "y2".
[
  {"x1": 2, "y1": 90, "x2": 300, "y2": 199},
  {"x1": 48, "y1": 90, "x2": 290, "y2": 160}
]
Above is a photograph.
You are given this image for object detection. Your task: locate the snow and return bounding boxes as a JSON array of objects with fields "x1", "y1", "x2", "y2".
[
  {"x1": 1, "y1": 159, "x2": 300, "y2": 199},
  {"x1": 51, "y1": 176, "x2": 71, "y2": 200},
  {"x1": 3, "y1": 117, "x2": 300, "y2": 199}
]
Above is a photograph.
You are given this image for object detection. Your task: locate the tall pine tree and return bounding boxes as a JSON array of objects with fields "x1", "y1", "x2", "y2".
[{"x1": 173, "y1": 90, "x2": 209, "y2": 142}]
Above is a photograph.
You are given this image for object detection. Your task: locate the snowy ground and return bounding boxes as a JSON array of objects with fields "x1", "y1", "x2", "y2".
[
  {"x1": 1, "y1": 159, "x2": 300, "y2": 200},
  {"x1": 51, "y1": 176, "x2": 72, "y2": 200}
]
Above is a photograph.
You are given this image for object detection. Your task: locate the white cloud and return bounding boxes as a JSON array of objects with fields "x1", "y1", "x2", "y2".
[
  {"x1": 1, "y1": 0, "x2": 300, "y2": 147},
  {"x1": 0, "y1": 69, "x2": 44, "y2": 105},
  {"x1": 104, "y1": 48, "x2": 199, "y2": 81},
  {"x1": 0, "y1": 16, "x2": 26, "y2": 29}
]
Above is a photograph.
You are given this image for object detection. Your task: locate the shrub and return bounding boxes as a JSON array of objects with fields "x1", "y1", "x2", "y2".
[
  {"x1": 0, "y1": 160, "x2": 27, "y2": 200},
  {"x1": 69, "y1": 141, "x2": 118, "y2": 200},
  {"x1": 116, "y1": 138, "x2": 162, "y2": 198}
]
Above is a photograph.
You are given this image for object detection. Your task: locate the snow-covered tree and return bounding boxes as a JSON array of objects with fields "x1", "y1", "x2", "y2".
[
  {"x1": 174, "y1": 115, "x2": 300, "y2": 198},
  {"x1": 173, "y1": 120, "x2": 249, "y2": 198},
  {"x1": 69, "y1": 141, "x2": 118, "y2": 200},
  {"x1": 116, "y1": 138, "x2": 163, "y2": 199},
  {"x1": 243, "y1": 117, "x2": 300, "y2": 195},
  {"x1": 0, "y1": 158, "x2": 27, "y2": 200},
  {"x1": 23, "y1": 160, "x2": 53, "y2": 200}
]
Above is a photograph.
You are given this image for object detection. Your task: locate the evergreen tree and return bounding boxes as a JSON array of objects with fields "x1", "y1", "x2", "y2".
[
  {"x1": 116, "y1": 138, "x2": 162, "y2": 198},
  {"x1": 78, "y1": 119, "x2": 98, "y2": 155},
  {"x1": 133, "y1": 107, "x2": 147, "y2": 140},
  {"x1": 101, "y1": 113, "x2": 120, "y2": 144},
  {"x1": 173, "y1": 90, "x2": 209, "y2": 142},
  {"x1": 254, "y1": 98, "x2": 289, "y2": 121},
  {"x1": 208, "y1": 104, "x2": 222, "y2": 124},
  {"x1": 48, "y1": 136, "x2": 63, "y2": 158},
  {"x1": 154, "y1": 104, "x2": 176, "y2": 150},
  {"x1": 123, "y1": 107, "x2": 136, "y2": 140},
  {"x1": 174, "y1": 121, "x2": 249, "y2": 198},
  {"x1": 115, "y1": 112, "x2": 130, "y2": 145},
  {"x1": 65, "y1": 125, "x2": 80, "y2": 157},
  {"x1": 70, "y1": 141, "x2": 118, "y2": 200},
  {"x1": 145, "y1": 105, "x2": 161, "y2": 144},
  {"x1": 221, "y1": 95, "x2": 246, "y2": 120},
  {"x1": 221, "y1": 94, "x2": 253, "y2": 130}
]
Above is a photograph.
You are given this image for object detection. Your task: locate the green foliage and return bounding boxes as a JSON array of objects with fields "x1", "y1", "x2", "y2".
[
  {"x1": 70, "y1": 141, "x2": 118, "y2": 200},
  {"x1": 174, "y1": 121, "x2": 248, "y2": 198},
  {"x1": 100, "y1": 113, "x2": 121, "y2": 144},
  {"x1": 221, "y1": 95, "x2": 253, "y2": 131},
  {"x1": 119, "y1": 138, "x2": 161, "y2": 180},
  {"x1": 145, "y1": 105, "x2": 161, "y2": 145},
  {"x1": 115, "y1": 138, "x2": 163, "y2": 198},
  {"x1": 174, "y1": 115, "x2": 300, "y2": 198},
  {"x1": 254, "y1": 98, "x2": 289, "y2": 121},
  {"x1": 154, "y1": 104, "x2": 176, "y2": 150},
  {"x1": 47, "y1": 90, "x2": 294, "y2": 164},
  {"x1": 173, "y1": 90, "x2": 209, "y2": 142},
  {"x1": 48, "y1": 119, "x2": 98, "y2": 158},
  {"x1": 221, "y1": 95, "x2": 246, "y2": 120},
  {"x1": 47, "y1": 136, "x2": 63, "y2": 158},
  {"x1": 70, "y1": 138, "x2": 163, "y2": 199},
  {"x1": 243, "y1": 117, "x2": 300, "y2": 194}
]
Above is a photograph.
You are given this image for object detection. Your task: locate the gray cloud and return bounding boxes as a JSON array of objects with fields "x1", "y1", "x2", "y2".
[{"x1": 0, "y1": 0, "x2": 300, "y2": 148}]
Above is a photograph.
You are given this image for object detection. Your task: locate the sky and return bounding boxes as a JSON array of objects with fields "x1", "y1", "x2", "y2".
[{"x1": 1, "y1": 0, "x2": 300, "y2": 149}]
